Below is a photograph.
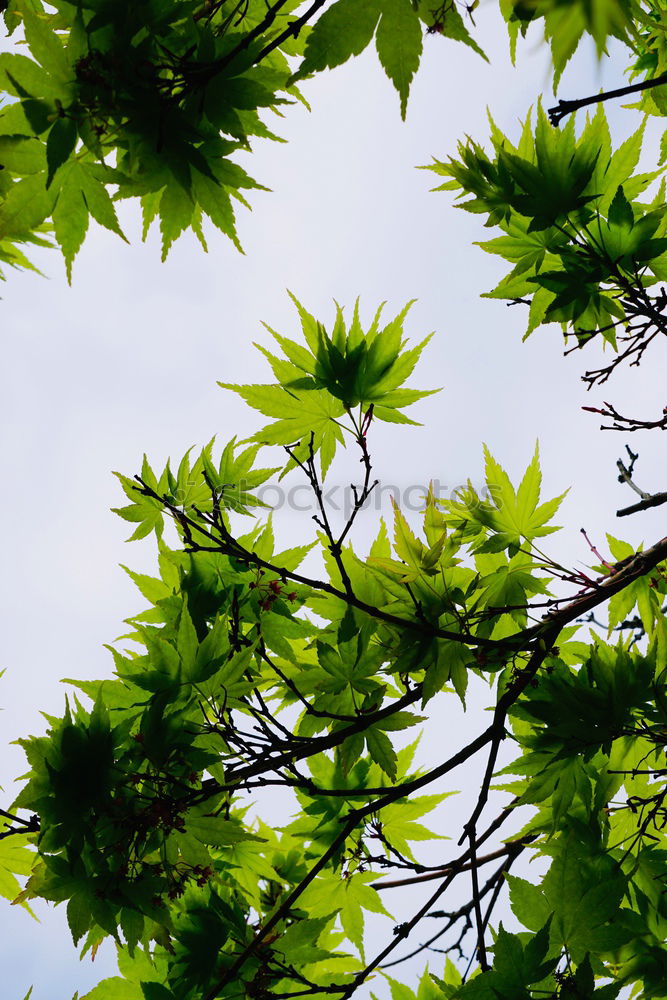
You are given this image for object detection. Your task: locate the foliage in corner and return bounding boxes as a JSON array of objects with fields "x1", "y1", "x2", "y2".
[
  {"x1": 428, "y1": 103, "x2": 667, "y2": 387},
  {"x1": 0, "y1": 0, "x2": 484, "y2": 281}
]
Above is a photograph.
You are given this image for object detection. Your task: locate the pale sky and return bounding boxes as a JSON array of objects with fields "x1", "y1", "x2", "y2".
[{"x1": 2, "y1": 5, "x2": 667, "y2": 997}]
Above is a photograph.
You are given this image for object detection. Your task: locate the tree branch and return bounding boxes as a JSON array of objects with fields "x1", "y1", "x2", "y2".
[
  {"x1": 582, "y1": 400, "x2": 667, "y2": 432},
  {"x1": 135, "y1": 475, "x2": 522, "y2": 651},
  {"x1": 548, "y1": 72, "x2": 667, "y2": 127},
  {"x1": 618, "y1": 492, "x2": 667, "y2": 517},
  {"x1": 253, "y1": 0, "x2": 329, "y2": 65}
]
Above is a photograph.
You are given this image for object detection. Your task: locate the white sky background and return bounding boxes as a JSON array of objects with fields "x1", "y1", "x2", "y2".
[{"x1": 2, "y1": 3, "x2": 667, "y2": 996}]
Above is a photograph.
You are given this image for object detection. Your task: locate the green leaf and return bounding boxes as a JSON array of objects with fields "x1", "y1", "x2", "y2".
[
  {"x1": 120, "y1": 908, "x2": 144, "y2": 953},
  {"x1": 506, "y1": 874, "x2": 552, "y2": 931},
  {"x1": 294, "y1": 0, "x2": 382, "y2": 80},
  {"x1": 159, "y1": 181, "x2": 194, "y2": 260},
  {"x1": 222, "y1": 297, "x2": 437, "y2": 478},
  {"x1": 185, "y1": 813, "x2": 265, "y2": 847},
  {"x1": 80, "y1": 979, "x2": 142, "y2": 1000},
  {"x1": 67, "y1": 893, "x2": 91, "y2": 945},
  {"x1": 122, "y1": 566, "x2": 172, "y2": 605},
  {"x1": 375, "y1": 0, "x2": 423, "y2": 119},
  {"x1": 23, "y1": 10, "x2": 71, "y2": 81},
  {"x1": 607, "y1": 185, "x2": 634, "y2": 231},
  {"x1": 0, "y1": 828, "x2": 34, "y2": 907},
  {"x1": 0, "y1": 52, "x2": 61, "y2": 103},
  {"x1": 46, "y1": 116, "x2": 77, "y2": 188},
  {"x1": 220, "y1": 381, "x2": 346, "y2": 477},
  {"x1": 476, "y1": 444, "x2": 566, "y2": 549},
  {"x1": 192, "y1": 170, "x2": 240, "y2": 250},
  {"x1": 0, "y1": 135, "x2": 45, "y2": 174},
  {"x1": 436, "y1": 2, "x2": 487, "y2": 61},
  {"x1": 392, "y1": 499, "x2": 425, "y2": 570},
  {"x1": 141, "y1": 984, "x2": 174, "y2": 1000},
  {"x1": 80, "y1": 168, "x2": 127, "y2": 242},
  {"x1": 176, "y1": 599, "x2": 199, "y2": 678},
  {"x1": 541, "y1": 831, "x2": 630, "y2": 960},
  {"x1": 52, "y1": 161, "x2": 88, "y2": 281},
  {"x1": 366, "y1": 726, "x2": 397, "y2": 779}
]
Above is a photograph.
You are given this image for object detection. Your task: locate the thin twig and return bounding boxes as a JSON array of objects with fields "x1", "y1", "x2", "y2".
[{"x1": 548, "y1": 72, "x2": 667, "y2": 127}]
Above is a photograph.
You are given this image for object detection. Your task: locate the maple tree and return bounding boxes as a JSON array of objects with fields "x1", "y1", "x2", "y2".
[{"x1": 3, "y1": 1, "x2": 667, "y2": 1000}]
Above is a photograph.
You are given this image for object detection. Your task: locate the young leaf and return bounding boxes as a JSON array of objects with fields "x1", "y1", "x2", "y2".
[
  {"x1": 46, "y1": 116, "x2": 77, "y2": 187},
  {"x1": 375, "y1": 0, "x2": 423, "y2": 119},
  {"x1": 293, "y1": 0, "x2": 382, "y2": 81}
]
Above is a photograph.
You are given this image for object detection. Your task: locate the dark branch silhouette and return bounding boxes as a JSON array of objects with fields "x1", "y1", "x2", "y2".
[{"x1": 548, "y1": 72, "x2": 667, "y2": 127}]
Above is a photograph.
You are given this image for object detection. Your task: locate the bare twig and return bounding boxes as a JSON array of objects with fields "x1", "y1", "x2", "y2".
[
  {"x1": 613, "y1": 445, "x2": 667, "y2": 516},
  {"x1": 582, "y1": 400, "x2": 667, "y2": 432},
  {"x1": 618, "y1": 492, "x2": 667, "y2": 517},
  {"x1": 548, "y1": 72, "x2": 667, "y2": 127}
]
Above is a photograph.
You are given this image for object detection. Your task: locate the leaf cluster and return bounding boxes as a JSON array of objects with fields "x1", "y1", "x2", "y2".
[
  {"x1": 0, "y1": 0, "x2": 487, "y2": 280},
  {"x1": 428, "y1": 105, "x2": 667, "y2": 377}
]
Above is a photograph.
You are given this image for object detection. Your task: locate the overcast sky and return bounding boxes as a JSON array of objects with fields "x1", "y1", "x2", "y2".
[{"x1": 2, "y1": 5, "x2": 667, "y2": 997}]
